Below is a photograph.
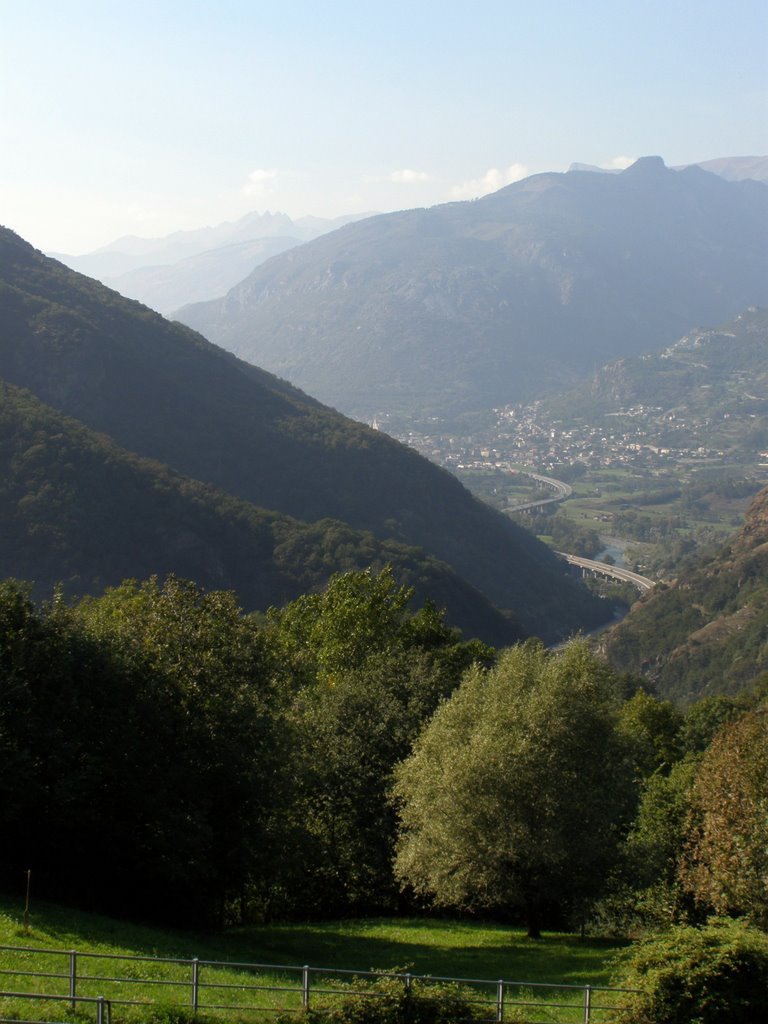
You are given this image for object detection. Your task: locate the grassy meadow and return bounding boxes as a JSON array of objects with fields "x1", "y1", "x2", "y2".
[{"x1": 0, "y1": 897, "x2": 627, "y2": 1022}]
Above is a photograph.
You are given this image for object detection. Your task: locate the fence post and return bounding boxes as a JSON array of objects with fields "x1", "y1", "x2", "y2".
[
  {"x1": 404, "y1": 973, "x2": 413, "y2": 1021},
  {"x1": 191, "y1": 958, "x2": 200, "y2": 1013},
  {"x1": 96, "y1": 996, "x2": 107, "y2": 1024},
  {"x1": 583, "y1": 984, "x2": 592, "y2": 1023},
  {"x1": 302, "y1": 966, "x2": 310, "y2": 1009},
  {"x1": 69, "y1": 950, "x2": 77, "y2": 1009},
  {"x1": 496, "y1": 980, "x2": 505, "y2": 1022}
]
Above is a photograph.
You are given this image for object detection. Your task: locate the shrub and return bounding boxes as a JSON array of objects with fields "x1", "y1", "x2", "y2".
[
  {"x1": 612, "y1": 918, "x2": 768, "y2": 1023},
  {"x1": 273, "y1": 973, "x2": 515, "y2": 1024}
]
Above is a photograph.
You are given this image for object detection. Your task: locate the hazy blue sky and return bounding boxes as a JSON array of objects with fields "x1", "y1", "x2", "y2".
[{"x1": 2, "y1": 0, "x2": 766, "y2": 253}]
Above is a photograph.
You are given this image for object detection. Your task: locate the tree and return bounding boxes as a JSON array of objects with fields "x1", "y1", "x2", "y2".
[
  {"x1": 392, "y1": 639, "x2": 636, "y2": 936},
  {"x1": 0, "y1": 575, "x2": 281, "y2": 926},
  {"x1": 265, "y1": 568, "x2": 493, "y2": 916},
  {"x1": 266, "y1": 566, "x2": 416, "y2": 687},
  {"x1": 616, "y1": 757, "x2": 698, "y2": 926},
  {"x1": 618, "y1": 690, "x2": 682, "y2": 778},
  {"x1": 680, "y1": 704, "x2": 768, "y2": 926},
  {"x1": 677, "y1": 694, "x2": 741, "y2": 755}
]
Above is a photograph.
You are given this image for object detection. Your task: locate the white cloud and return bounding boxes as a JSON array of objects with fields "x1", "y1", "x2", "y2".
[
  {"x1": 450, "y1": 163, "x2": 529, "y2": 200},
  {"x1": 602, "y1": 155, "x2": 635, "y2": 170},
  {"x1": 241, "y1": 168, "x2": 279, "y2": 197},
  {"x1": 389, "y1": 168, "x2": 432, "y2": 183}
]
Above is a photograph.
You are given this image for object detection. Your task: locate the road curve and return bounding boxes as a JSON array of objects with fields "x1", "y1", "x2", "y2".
[
  {"x1": 505, "y1": 470, "x2": 573, "y2": 513},
  {"x1": 502, "y1": 468, "x2": 654, "y2": 593}
]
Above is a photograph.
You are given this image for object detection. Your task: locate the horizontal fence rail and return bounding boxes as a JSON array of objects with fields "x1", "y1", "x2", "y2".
[
  {"x1": 0, "y1": 990, "x2": 111, "y2": 1024},
  {"x1": 0, "y1": 943, "x2": 636, "y2": 1023}
]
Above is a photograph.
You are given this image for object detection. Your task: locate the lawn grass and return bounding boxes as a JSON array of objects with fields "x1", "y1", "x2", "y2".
[{"x1": 0, "y1": 897, "x2": 628, "y2": 1022}]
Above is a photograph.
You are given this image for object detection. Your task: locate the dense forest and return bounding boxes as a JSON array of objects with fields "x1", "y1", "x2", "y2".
[
  {"x1": 2, "y1": 568, "x2": 766, "y2": 951},
  {"x1": 0, "y1": 380, "x2": 520, "y2": 646}
]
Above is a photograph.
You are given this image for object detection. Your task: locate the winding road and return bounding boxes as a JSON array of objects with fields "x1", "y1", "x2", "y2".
[
  {"x1": 504, "y1": 467, "x2": 655, "y2": 594},
  {"x1": 505, "y1": 470, "x2": 573, "y2": 513}
]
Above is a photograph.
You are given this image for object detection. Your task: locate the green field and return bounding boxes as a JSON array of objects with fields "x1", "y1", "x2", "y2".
[
  {"x1": 456, "y1": 462, "x2": 765, "y2": 579},
  {"x1": 0, "y1": 898, "x2": 627, "y2": 1022}
]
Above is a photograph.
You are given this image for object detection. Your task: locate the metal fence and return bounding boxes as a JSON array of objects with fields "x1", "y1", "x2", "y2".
[{"x1": 0, "y1": 944, "x2": 635, "y2": 1023}]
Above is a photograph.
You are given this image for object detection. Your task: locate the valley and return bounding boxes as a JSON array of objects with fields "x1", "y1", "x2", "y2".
[
  {"x1": 4, "y1": 6, "x2": 768, "y2": 1016},
  {"x1": 388, "y1": 307, "x2": 768, "y2": 580}
]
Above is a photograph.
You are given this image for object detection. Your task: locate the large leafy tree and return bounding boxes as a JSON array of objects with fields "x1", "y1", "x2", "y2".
[
  {"x1": 680, "y1": 704, "x2": 768, "y2": 926},
  {"x1": 615, "y1": 758, "x2": 698, "y2": 927},
  {"x1": 392, "y1": 639, "x2": 637, "y2": 936},
  {"x1": 0, "y1": 576, "x2": 279, "y2": 925},
  {"x1": 74, "y1": 576, "x2": 280, "y2": 924},
  {"x1": 268, "y1": 566, "x2": 410, "y2": 678},
  {"x1": 618, "y1": 690, "x2": 682, "y2": 778},
  {"x1": 266, "y1": 568, "x2": 492, "y2": 916}
]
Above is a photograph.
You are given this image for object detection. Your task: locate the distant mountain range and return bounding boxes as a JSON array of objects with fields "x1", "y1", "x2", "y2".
[
  {"x1": 690, "y1": 155, "x2": 768, "y2": 183},
  {"x1": 0, "y1": 226, "x2": 607, "y2": 643},
  {"x1": 569, "y1": 155, "x2": 768, "y2": 183},
  {"x1": 176, "y1": 157, "x2": 768, "y2": 425},
  {"x1": 49, "y1": 210, "x2": 375, "y2": 314},
  {"x1": 602, "y1": 482, "x2": 768, "y2": 702}
]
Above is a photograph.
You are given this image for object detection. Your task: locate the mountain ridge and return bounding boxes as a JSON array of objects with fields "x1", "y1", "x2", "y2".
[
  {"x1": 0, "y1": 226, "x2": 607, "y2": 642},
  {"x1": 175, "y1": 158, "x2": 768, "y2": 424},
  {"x1": 0, "y1": 378, "x2": 522, "y2": 643},
  {"x1": 48, "y1": 210, "x2": 378, "y2": 311}
]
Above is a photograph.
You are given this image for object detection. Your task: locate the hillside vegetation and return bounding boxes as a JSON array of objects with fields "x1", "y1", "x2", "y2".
[
  {"x1": 541, "y1": 306, "x2": 768, "y2": 459},
  {"x1": 0, "y1": 381, "x2": 517, "y2": 643},
  {"x1": 602, "y1": 484, "x2": 768, "y2": 702},
  {"x1": 0, "y1": 225, "x2": 607, "y2": 641}
]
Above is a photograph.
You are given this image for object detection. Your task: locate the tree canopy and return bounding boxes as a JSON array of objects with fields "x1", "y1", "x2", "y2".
[
  {"x1": 393, "y1": 639, "x2": 637, "y2": 936},
  {"x1": 680, "y1": 704, "x2": 768, "y2": 926},
  {"x1": 265, "y1": 568, "x2": 493, "y2": 916}
]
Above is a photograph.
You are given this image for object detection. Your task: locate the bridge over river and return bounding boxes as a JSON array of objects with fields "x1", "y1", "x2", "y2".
[
  {"x1": 503, "y1": 467, "x2": 655, "y2": 594},
  {"x1": 556, "y1": 552, "x2": 655, "y2": 594}
]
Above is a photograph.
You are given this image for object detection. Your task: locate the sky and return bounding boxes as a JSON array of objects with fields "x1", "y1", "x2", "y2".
[{"x1": 1, "y1": 0, "x2": 766, "y2": 254}]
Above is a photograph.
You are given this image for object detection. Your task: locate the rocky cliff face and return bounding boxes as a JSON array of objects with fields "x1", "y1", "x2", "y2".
[{"x1": 733, "y1": 486, "x2": 768, "y2": 554}]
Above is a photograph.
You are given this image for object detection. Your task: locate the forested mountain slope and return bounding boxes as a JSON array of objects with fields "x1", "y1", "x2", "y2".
[
  {"x1": 602, "y1": 485, "x2": 768, "y2": 701},
  {"x1": 177, "y1": 158, "x2": 768, "y2": 422},
  {"x1": 0, "y1": 381, "x2": 523, "y2": 643},
  {"x1": 0, "y1": 227, "x2": 605, "y2": 641}
]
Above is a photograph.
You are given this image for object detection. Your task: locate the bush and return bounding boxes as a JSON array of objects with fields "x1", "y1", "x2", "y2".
[
  {"x1": 612, "y1": 918, "x2": 768, "y2": 1023},
  {"x1": 274, "y1": 973, "x2": 513, "y2": 1024}
]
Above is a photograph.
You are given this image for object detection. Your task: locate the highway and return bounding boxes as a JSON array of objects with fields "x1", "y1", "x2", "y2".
[
  {"x1": 556, "y1": 552, "x2": 655, "y2": 593},
  {"x1": 502, "y1": 466, "x2": 655, "y2": 594},
  {"x1": 505, "y1": 470, "x2": 573, "y2": 513}
]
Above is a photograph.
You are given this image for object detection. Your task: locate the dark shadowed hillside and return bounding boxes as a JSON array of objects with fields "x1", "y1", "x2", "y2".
[
  {"x1": 0, "y1": 227, "x2": 608, "y2": 641},
  {"x1": 0, "y1": 380, "x2": 526, "y2": 644},
  {"x1": 177, "y1": 158, "x2": 768, "y2": 423},
  {"x1": 601, "y1": 485, "x2": 768, "y2": 702}
]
